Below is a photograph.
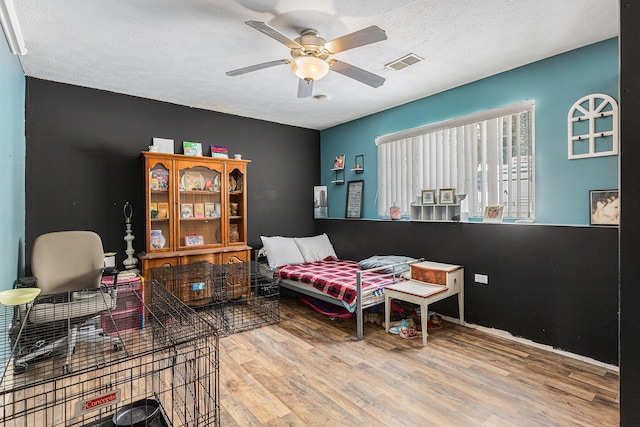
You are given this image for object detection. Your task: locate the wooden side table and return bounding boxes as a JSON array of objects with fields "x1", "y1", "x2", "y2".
[{"x1": 385, "y1": 262, "x2": 464, "y2": 346}]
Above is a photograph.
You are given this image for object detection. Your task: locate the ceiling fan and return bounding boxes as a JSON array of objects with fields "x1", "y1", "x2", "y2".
[{"x1": 226, "y1": 21, "x2": 387, "y2": 98}]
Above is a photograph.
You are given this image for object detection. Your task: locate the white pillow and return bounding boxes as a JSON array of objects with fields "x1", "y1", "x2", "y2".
[
  {"x1": 294, "y1": 233, "x2": 337, "y2": 263},
  {"x1": 260, "y1": 236, "x2": 305, "y2": 268}
]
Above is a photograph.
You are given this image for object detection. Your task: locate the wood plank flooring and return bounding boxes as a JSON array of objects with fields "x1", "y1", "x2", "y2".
[{"x1": 219, "y1": 296, "x2": 619, "y2": 427}]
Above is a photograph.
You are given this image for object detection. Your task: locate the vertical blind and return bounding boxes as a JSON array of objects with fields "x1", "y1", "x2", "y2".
[{"x1": 376, "y1": 101, "x2": 534, "y2": 218}]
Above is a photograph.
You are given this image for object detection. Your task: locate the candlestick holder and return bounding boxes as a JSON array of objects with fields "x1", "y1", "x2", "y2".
[{"x1": 123, "y1": 202, "x2": 140, "y2": 273}]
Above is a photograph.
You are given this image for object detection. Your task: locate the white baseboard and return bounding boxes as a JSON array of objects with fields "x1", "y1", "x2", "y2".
[{"x1": 441, "y1": 315, "x2": 619, "y2": 372}]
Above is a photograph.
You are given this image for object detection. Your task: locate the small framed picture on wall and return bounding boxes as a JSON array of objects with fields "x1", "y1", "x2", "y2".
[
  {"x1": 589, "y1": 189, "x2": 619, "y2": 226},
  {"x1": 345, "y1": 180, "x2": 364, "y2": 218}
]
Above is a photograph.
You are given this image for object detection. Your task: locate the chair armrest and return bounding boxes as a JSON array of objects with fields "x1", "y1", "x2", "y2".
[{"x1": 17, "y1": 276, "x2": 37, "y2": 288}]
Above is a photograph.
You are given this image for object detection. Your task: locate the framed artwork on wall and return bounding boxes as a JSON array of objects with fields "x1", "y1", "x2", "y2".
[
  {"x1": 345, "y1": 180, "x2": 364, "y2": 218},
  {"x1": 589, "y1": 189, "x2": 619, "y2": 226},
  {"x1": 314, "y1": 186, "x2": 328, "y2": 219}
]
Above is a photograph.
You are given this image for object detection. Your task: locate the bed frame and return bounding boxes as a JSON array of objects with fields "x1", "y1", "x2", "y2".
[{"x1": 257, "y1": 249, "x2": 418, "y2": 340}]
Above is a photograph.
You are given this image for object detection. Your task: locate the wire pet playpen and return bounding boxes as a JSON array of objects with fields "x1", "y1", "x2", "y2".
[
  {"x1": 152, "y1": 260, "x2": 279, "y2": 336},
  {"x1": 0, "y1": 278, "x2": 219, "y2": 426}
]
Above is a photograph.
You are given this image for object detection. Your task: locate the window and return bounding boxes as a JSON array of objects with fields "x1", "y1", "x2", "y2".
[{"x1": 376, "y1": 101, "x2": 534, "y2": 219}]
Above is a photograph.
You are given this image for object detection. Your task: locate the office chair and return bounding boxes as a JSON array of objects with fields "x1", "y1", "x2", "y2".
[{"x1": 11, "y1": 231, "x2": 123, "y2": 375}]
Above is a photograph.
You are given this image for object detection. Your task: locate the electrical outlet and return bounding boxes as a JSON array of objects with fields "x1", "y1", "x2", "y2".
[{"x1": 474, "y1": 274, "x2": 489, "y2": 285}]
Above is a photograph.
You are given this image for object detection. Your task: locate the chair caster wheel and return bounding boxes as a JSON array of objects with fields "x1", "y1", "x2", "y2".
[
  {"x1": 14, "y1": 363, "x2": 27, "y2": 374},
  {"x1": 63, "y1": 365, "x2": 72, "y2": 375},
  {"x1": 114, "y1": 342, "x2": 123, "y2": 352}
]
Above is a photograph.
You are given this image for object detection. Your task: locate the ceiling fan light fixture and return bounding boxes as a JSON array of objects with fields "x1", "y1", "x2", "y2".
[{"x1": 291, "y1": 56, "x2": 330, "y2": 82}]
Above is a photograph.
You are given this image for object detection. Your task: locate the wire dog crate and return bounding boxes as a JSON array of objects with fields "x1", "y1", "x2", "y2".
[
  {"x1": 0, "y1": 278, "x2": 219, "y2": 426},
  {"x1": 152, "y1": 260, "x2": 279, "y2": 336},
  {"x1": 151, "y1": 261, "x2": 226, "y2": 308}
]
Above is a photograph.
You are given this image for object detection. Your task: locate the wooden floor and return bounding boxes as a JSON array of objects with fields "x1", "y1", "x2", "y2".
[{"x1": 219, "y1": 296, "x2": 619, "y2": 427}]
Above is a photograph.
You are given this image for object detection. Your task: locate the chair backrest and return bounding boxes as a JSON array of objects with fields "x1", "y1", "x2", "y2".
[{"x1": 31, "y1": 231, "x2": 105, "y2": 295}]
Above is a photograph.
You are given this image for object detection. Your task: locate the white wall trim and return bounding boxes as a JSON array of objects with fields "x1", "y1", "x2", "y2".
[{"x1": 441, "y1": 315, "x2": 618, "y2": 372}]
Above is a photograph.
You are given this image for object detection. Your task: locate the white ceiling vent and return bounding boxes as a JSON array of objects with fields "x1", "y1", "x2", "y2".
[{"x1": 385, "y1": 53, "x2": 424, "y2": 71}]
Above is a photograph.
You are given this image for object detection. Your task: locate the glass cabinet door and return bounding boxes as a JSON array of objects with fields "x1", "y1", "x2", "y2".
[
  {"x1": 148, "y1": 162, "x2": 172, "y2": 251},
  {"x1": 177, "y1": 163, "x2": 223, "y2": 250},
  {"x1": 228, "y1": 166, "x2": 245, "y2": 245}
]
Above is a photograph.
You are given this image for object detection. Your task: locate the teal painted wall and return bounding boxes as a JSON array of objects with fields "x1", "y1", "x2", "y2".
[
  {"x1": 0, "y1": 41, "x2": 25, "y2": 290},
  {"x1": 321, "y1": 38, "x2": 619, "y2": 225}
]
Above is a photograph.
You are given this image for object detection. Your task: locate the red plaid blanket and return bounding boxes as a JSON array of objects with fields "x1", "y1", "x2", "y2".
[{"x1": 276, "y1": 259, "x2": 392, "y2": 307}]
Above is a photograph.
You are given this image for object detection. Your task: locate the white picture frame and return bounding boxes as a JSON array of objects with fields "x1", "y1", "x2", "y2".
[
  {"x1": 483, "y1": 205, "x2": 504, "y2": 223},
  {"x1": 152, "y1": 137, "x2": 174, "y2": 154}
]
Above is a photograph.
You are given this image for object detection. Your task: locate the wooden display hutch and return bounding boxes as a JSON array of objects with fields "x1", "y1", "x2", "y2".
[{"x1": 138, "y1": 152, "x2": 251, "y2": 304}]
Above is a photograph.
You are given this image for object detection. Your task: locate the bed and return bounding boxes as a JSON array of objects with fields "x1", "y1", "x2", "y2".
[{"x1": 259, "y1": 234, "x2": 419, "y2": 340}]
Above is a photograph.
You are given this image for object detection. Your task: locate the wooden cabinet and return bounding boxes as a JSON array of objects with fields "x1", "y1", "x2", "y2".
[{"x1": 138, "y1": 152, "x2": 252, "y2": 304}]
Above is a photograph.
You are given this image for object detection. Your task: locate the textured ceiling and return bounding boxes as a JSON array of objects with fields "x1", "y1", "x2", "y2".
[{"x1": 12, "y1": 0, "x2": 618, "y2": 130}]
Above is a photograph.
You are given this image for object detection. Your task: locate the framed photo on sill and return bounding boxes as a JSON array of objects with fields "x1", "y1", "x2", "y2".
[
  {"x1": 483, "y1": 205, "x2": 504, "y2": 223},
  {"x1": 345, "y1": 180, "x2": 364, "y2": 218},
  {"x1": 421, "y1": 190, "x2": 436, "y2": 205},
  {"x1": 589, "y1": 189, "x2": 619, "y2": 226},
  {"x1": 439, "y1": 188, "x2": 455, "y2": 204}
]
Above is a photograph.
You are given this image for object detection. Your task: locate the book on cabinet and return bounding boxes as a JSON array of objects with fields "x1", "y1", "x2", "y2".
[{"x1": 139, "y1": 151, "x2": 251, "y2": 304}]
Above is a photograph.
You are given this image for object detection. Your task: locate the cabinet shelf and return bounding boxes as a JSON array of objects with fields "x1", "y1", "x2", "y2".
[
  {"x1": 180, "y1": 190, "x2": 221, "y2": 195},
  {"x1": 411, "y1": 204, "x2": 461, "y2": 222},
  {"x1": 180, "y1": 217, "x2": 220, "y2": 221}
]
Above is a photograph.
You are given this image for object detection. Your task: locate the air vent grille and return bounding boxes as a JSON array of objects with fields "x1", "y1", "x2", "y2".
[{"x1": 385, "y1": 53, "x2": 424, "y2": 71}]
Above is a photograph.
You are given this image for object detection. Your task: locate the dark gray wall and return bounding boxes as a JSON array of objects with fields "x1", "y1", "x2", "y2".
[
  {"x1": 316, "y1": 219, "x2": 618, "y2": 365},
  {"x1": 619, "y1": 1, "x2": 639, "y2": 424},
  {"x1": 25, "y1": 78, "x2": 320, "y2": 267},
  {"x1": 22, "y1": 54, "x2": 630, "y2": 412}
]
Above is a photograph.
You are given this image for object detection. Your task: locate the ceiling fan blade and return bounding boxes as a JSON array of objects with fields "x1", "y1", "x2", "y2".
[
  {"x1": 245, "y1": 21, "x2": 303, "y2": 50},
  {"x1": 324, "y1": 26, "x2": 387, "y2": 54},
  {"x1": 297, "y1": 79, "x2": 314, "y2": 98},
  {"x1": 226, "y1": 59, "x2": 290, "y2": 76},
  {"x1": 330, "y1": 60, "x2": 385, "y2": 88}
]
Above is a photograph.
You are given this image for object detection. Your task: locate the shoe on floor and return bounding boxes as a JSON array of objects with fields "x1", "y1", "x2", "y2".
[
  {"x1": 389, "y1": 318, "x2": 414, "y2": 334},
  {"x1": 382, "y1": 320, "x2": 402, "y2": 329},
  {"x1": 399, "y1": 327, "x2": 422, "y2": 339}
]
